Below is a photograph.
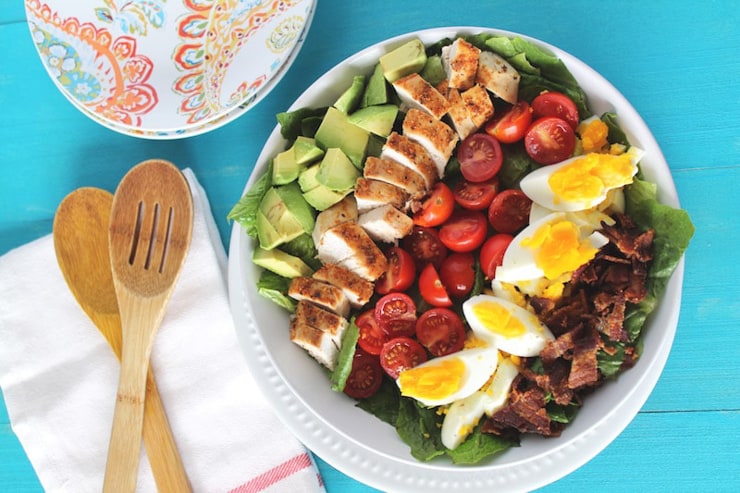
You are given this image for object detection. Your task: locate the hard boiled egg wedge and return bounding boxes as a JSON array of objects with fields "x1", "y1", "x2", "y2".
[
  {"x1": 463, "y1": 294, "x2": 554, "y2": 357},
  {"x1": 441, "y1": 356, "x2": 520, "y2": 450},
  {"x1": 494, "y1": 210, "x2": 611, "y2": 297},
  {"x1": 397, "y1": 347, "x2": 499, "y2": 407},
  {"x1": 520, "y1": 146, "x2": 644, "y2": 212}
]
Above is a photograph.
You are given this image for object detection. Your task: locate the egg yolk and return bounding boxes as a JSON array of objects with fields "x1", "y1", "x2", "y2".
[
  {"x1": 522, "y1": 220, "x2": 599, "y2": 280},
  {"x1": 548, "y1": 152, "x2": 635, "y2": 206},
  {"x1": 399, "y1": 359, "x2": 465, "y2": 400},
  {"x1": 470, "y1": 301, "x2": 526, "y2": 337},
  {"x1": 578, "y1": 119, "x2": 609, "y2": 153}
]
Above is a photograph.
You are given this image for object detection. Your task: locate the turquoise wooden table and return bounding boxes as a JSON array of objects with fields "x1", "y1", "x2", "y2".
[{"x1": 2, "y1": 1, "x2": 739, "y2": 491}]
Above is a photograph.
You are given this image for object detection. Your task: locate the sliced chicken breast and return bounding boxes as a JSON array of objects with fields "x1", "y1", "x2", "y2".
[
  {"x1": 381, "y1": 132, "x2": 438, "y2": 189},
  {"x1": 402, "y1": 108, "x2": 459, "y2": 178},
  {"x1": 294, "y1": 299, "x2": 348, "y2": 348},
  {"x1": 312, "y1": 194, "x2": 358, "y2": 246},
  {"x1": 312, "y1": 263, "x2": 374, "y2": 309},
  {"x1": 289, "y1": 317, "x2": 338, "y2": 370},
  {"x1": 441, "y1": 38, "x2": 481, "y2": 90},
  {"x1": 392, "y1": 73, "x2": 450, "y2": 120},
  {"x1": 316, "y1": 222, "x2": 388, "y2": 281},
  {"x1": 353, "y1": 177, "x2": 409, "y2": 213},
  {"x1": 288, "y1": 276, "x2": 351, "y2": 318},
  {"x1": 445, "y1": 88, "x2": 478, "y2": 139},
  {"x1": 358, "y1": 204, "x2": 414, "y2": 243},
  {"x1": 476, "y1": 50, "x2": 520, "y2": 104},
  {"x1": 363, "y1": 156, "x2": 427, "y2": 198},
  {"x1": 461, "y1": 84, "x2": 494, "y2": 128}
]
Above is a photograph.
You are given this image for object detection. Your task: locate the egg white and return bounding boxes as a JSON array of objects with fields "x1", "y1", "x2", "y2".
[
  {"x1": 520, "y1": 146, "x2": 644, "y2": 212},
  {"x1": 463, "y1": 294, "x2": 554, "y2": 357},
  {"x1": 441, "y1": 356, "x2": 520, "y2": 450},
  {"x1": 396, "y1": 347, "x2": 499, "y2": 407}
]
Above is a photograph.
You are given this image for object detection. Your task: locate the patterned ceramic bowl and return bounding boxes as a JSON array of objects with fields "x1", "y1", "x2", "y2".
[{"x1": 25, "y1": 0, "x2": 315, "y2": 139}]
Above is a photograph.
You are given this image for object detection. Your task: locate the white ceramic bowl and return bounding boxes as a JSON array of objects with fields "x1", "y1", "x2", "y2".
[
  {"x1": 228, "y1": 27, "x2": 685, "y2": 492},
  {"x1": 25, "y1": 0, "x2": 315, "y2": 139}
]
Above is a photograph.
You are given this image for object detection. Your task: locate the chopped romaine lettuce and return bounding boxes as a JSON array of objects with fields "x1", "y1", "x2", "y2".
[
  {"x1": 227, "y1": 166, "x2": 272, "y2": 238},
  {"x1": 256, "y1": 270, "x2": 296, "y2": 312},
  {"x1": 330, "y1": 318, "x2": 360, "y2": 392}
]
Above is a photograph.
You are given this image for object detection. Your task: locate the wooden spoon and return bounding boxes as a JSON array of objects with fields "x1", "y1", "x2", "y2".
[
  {"x1": 53, "y1": 187, "x2": 192, "y2": 492},
  {"x1": 104, "y1": 160, "x2": 194, "y2": 493}
]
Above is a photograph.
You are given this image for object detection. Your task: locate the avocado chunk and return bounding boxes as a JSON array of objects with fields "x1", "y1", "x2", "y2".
[
  {"x1": 255, "y1": 210, "x2": 287, "y2": 250},
  {"x1": 316, "y1": 148, "x2": 360, "y2": 191},
  {"x1": 361, "y1": 63, "x2": 389, "y2": 107},
  {"x1": 314, "y1": 106, "x2": 369, "y2": 169},
  {"x1": 273, "y1": 182, "x2": 315, "y2": 234},
  {"x1": 303, "y1": 185, "x2": 351, "y2": 211},
  {"x1": 420, "y1": 54, "x2": 446, "y2": 86},
  {"x1": 298, "y1": 163, "x2": 321, "y2": 193},
  {"x1": 348, "y1": 104, "x2": 398, "y2": 137},
  {"x1": 379, "y1": 38, "x2": 427, "y2": 82},
  {"x1": 293, "y1": 136, "x2": 324, "y2": 165},
  {"x1": 334, "y1": 75, "x2": 366, "y2": 114},
  {"x1": 272, "y1": 148, "x2": 304, "y2": 185},
  {"x1": 252, "y1": 246, "x2": 313, "y2": 278}
]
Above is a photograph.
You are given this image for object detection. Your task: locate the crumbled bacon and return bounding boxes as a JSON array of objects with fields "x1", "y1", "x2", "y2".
[{"x1": 483, "y1": 213, "x2": 654, "y2": 440}]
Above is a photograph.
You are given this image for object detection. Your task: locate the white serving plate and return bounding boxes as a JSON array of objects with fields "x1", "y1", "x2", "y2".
[{"x1": 228, "y1": 26, "x2": 685, "y2": 492}]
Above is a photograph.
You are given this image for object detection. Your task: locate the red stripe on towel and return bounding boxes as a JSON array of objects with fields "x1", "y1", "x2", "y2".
[{"x1": 229, "y1": 452, "x2": 315, "y2": 493}]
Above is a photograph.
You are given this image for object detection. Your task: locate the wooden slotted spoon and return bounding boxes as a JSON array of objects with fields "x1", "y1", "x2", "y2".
[
  {"x1": 103, "y1": 160, "x2": 193, "y2": 493},
  {"x1": 53, "y1": 187, "x2": 192, "y2": 492}
]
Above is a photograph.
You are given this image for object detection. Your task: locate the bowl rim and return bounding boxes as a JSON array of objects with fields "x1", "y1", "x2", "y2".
[{"x1": 227, "y1": 26, "x2": 684, "y2": 492}]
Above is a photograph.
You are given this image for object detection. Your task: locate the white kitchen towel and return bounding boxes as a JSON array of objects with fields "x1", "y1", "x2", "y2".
[{"x1": 0, "y1": 169, "x2": 325, "y2": 493}]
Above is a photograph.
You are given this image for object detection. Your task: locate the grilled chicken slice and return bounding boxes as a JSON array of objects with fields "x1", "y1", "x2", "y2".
[
  {"x1": 392, "y1": 73, "x2": 450, "y2": 120},
  {"x1": 461, "y1": 84, "x2": 494, "y2": 128},
  {"x1": 402, "y1": 108, "x2": 459, "y2": 179},
  {"x1": 445, "y1": 87, "x2": 478, "y2": 139},
  {"x1": 312, "y1": 263, "x2": 374, "y2": 309},
  {"x1": 381, "y1": 132, "x2": 438, "y2": 189},
  {"x1": 312, "y1": 195, "x2": 358, "y2": 246},
  {"x1": 353, "y1": 177, "x2": 409, "y2": 213},
  {"x1": 358, "y1": 204, "x2": 414, "y2": 244},
  {"x1": 363, "y1": 156, "x2": 427, "y2": 198},
  {"x1": 441, "y1": 38, "x2": 481, "y2": 90},
  {"x1": 290, "y1": 317, "x2": 339, "y2": 370},
  {"x1": 316, "y1": 222, "x2": 388, "y2": 281},
  {"x1": 476, "y1": 50, "x2": 520, "y2": 104},
  {"x1": 288, "y1": 276, "x2": 351, "y2": 318},
  {"x1": 294, "y1": 299, "x2": 348, "y2": 348}
]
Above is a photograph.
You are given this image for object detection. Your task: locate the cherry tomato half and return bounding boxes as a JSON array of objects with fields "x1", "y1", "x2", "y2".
[
  {"x1": 375, "y1": 246, "x2": 416, "y2": 295},
  {"x1": 374, "y1": 292, "x2": 417, "y2": 338},
  {"x1": 402, "y1": 226, "x2": 448, "y2": 270},
  {"x1": 488, "y1": 189, "x2": 532, "y2": 234},
  {"x1": 479, "y1": 233, "x2": 514, "y2": 279},
  {"x1": 356, "y1": 309, "x2": 388, "y2": 356},
  {"x1": 457, "y1": 133, "x2": 503, "y2": 183},
  {"x1": 343, "y1": 349, "x2": 383, "y2": 399},
  {"x1": 484, "y1": 101, "x2": 533, "y2": 143},
  {"x1": 415, "y1": 308, "x2": 466, "y2": 357},
  {"x1": 524, "y1": 116, "x2": 576, "y2": 165},
  {"x1": 438, "y1": 210, "x2": 488, "y2": 253},
  {"x1": 379, "y1": 337, "x2": 428, "y2": 379},
  {"x1": 413, "y1": 182, "x2": 455, "y2": 227},
  {"x1": 531, "y1": 91, "x2": 580, "y2": 130},
  {"x1": 439, "y1": 252, "x2": 476, "y2": 298},
  {"x1": 453, "y1": 178, "x2": 499, "y2": 211},
  {"x1": 418, "y1": 263, "x2": 453, "y2": 307}
]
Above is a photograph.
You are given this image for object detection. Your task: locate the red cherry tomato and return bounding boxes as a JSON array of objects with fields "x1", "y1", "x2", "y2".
[
  {"x1": 438, "y1": 210, "x2": 488, "y2": 253},
  {"x1": 479, "y1": 233, "x2": 514, "y2": 279},
  {"x1": 415, "y1": 308, "x2": 466, "y2": 357},
  {"x1": 374, "y1": 292, "x2": 417, "y2": 338},
  {"x1": 413, "y1": 182, "x2": 455, "y2": 227},
  {"x1": 439, "y1": 252, "x2": 476, "y2": 298},
  {"x1": 343, "y1": 349, "x2": 383, "y2": 399},
  {"x1": 379, "y1": 337, "x2": 428, "y2": 379},
  {"x1": 418, "y1": 263, "x2": 453, "y2": 307},
  {"x1": 457, "y1": 133, "x2": 503, "y2": 182},
  {"x1": 402, "y1": 226, "x2": 448, "y2": 270},
  {"x1": 531, "y1": 91, "x2": 580, "y2": 130},
  {"x1": 375, "y1": 246, "x2": 416, "y2": 295},
  {"x1": 356, "y1": 309, "x2": 388, "y2": 356},
  {"x1": 488, "y1": 189, "x2": 532, "y2": 234},
  {"x1": 453, "y1": 178, "x2": 499, "y2": 211},
  {"x1": 524, "y1": 116, "x2": 576, "y2": 165},
  {"x1": 484, "y1": 101, "x2": 533, "y2": 143}
]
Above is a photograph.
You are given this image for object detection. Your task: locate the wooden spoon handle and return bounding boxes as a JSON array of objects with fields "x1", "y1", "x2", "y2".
[{"x1": 143, "y1": 368, "x2": 192, "y2": 492}]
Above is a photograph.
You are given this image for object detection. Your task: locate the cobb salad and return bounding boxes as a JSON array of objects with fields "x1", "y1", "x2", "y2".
[{"x1": 229, "y1": 32, "x2": 694, "y2": 464}]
